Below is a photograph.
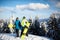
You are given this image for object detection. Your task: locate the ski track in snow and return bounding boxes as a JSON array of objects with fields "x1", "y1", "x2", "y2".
[{"x1": 0, "y1": 33, "x2": 52, "y2": 40}]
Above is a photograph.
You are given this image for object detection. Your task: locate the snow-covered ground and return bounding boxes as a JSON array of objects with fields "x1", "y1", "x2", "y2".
[{"x1": 0, "y1": 33, "x2": 53, "y2": 40}]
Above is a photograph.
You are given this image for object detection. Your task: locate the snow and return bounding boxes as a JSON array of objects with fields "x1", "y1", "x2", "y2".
[{"x1": 0, "y1": 33, "x2": 52, "y2": 40}]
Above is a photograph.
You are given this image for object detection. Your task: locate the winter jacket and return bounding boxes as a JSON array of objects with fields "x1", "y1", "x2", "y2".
[
  {"x1": 8, "y1": 23, "x2": 14, "y2": 28},
  {"x1": 15, "y1": 20, "x2": 22, "y2": 30},
  {"x1": 21, "y1": 19, "x2": 28, "y2": 27}
]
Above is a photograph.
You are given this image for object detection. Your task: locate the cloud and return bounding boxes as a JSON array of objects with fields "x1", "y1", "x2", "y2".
[
  {"x1": 53, "y1": 10, "x2": 60, "y2": 13},
  {"x1": 16, "y1": 3, "x2": 50, "y2": 10},
  {"x1": 0, "y1": 7, "x2": 6, "y2": 13},
  {"x1": 56, "y1": 2, "x2": 60, "y2": 8},
  {"x1": 50, "y1": 0, "x2": 60, "y2": 8},
  {"x1": 0, "y1": 3, "x2": 50, "y2": 12},
  {"x1": 0, "y1": 8, "x2": 4, "y2": 12},
  {"x1": 0, "y1": 7, "x2": 15, "y2": 13}
]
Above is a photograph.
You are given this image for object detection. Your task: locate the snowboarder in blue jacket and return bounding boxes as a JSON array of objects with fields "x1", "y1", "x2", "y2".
[{"x1": 15, "y1": 17, "x2": 22, "y2": 37}]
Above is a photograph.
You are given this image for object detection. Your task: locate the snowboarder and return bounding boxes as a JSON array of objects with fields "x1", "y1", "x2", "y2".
[
  {"x1": 34, "y1": 16, "x2": 40, "y2": 35},
  {"x1": 20, "y1": 16, "x2": 30, "y2": 40},
  {"x1": 15, "y1": 17, "x2": 22, "y2": 37},
  {"x1": 8, "y1": 16, "x2": 14, "y2": 34}
]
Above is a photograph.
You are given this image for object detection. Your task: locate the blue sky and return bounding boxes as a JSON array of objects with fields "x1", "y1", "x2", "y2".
[{"x1": 0, "y1": 0, "x2": 60, "y2": 19}]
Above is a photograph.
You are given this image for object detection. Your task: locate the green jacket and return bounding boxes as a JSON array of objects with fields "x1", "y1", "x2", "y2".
[{"x1": 21, "y1": 19, "x2": 28, "y2": 27}]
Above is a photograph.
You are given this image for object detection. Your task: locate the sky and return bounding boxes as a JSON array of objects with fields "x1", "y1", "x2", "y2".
[{"x1": 0, "y1": 0, "x2": 60, "y2": 19}]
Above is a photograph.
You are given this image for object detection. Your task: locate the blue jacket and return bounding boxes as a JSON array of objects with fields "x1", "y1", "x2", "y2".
[{"x1": 15, "y1": 20, "x2": 22, "y2": 30}]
